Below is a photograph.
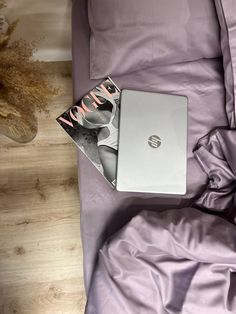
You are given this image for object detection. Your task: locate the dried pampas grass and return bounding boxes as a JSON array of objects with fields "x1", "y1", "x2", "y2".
[
  {"x1": 0, "y1": 2, "x2": 60, "y2": 142},
  {"x1": 0, "y1": 0, "x2": 60, "y2": 142},
  {"x1": 0, "y1": 39, "x2": 59, "y2": 115}
]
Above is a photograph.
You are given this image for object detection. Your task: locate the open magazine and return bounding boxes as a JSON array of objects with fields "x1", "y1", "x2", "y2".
[{"x1": 56, "y1": 77, "x2": 121, "y2": 187}]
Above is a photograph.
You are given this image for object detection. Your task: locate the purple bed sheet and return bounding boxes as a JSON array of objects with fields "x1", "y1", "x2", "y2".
[{"x1": 72, "y1": 0, "x2": 236, "y2": 310}]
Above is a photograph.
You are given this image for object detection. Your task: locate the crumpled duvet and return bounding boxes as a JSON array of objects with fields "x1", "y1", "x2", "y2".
[
  {"x1": 86, "y1": 208, "x2": 236, "y2": 313},
  {"x1": 194, "y1": 129, "x2": 236, "y2": 222}
]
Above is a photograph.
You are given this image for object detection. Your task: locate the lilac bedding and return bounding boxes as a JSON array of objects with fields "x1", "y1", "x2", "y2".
[
  {"x1": 72, "y1": 0, "x2": 236, "y2": 312},
  {"x1": 88, "y1": 0, "x2": 221, "y2": 78}
]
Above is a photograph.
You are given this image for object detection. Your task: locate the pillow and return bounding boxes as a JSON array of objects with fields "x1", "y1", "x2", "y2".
[{"x1": 88, "y1": 0, "x2": 221, "y2": 79}]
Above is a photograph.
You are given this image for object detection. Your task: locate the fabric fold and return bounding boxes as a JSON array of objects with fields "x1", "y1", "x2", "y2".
[
  {"x1": 194, "y1": 129, "x2": 236, "y2": 222},
  {"x1": 86, "y1": 208, "x2": 236, "y2": 313},
  {"x1": 193, "y1": 0, "x2": 236, "y2": 221}
]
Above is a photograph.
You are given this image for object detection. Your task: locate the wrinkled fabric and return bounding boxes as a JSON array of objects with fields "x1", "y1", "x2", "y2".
[
  {"x1": 88, "y1": 0, "x2": 221, "y2": 79},
  {"x1": 86, "y1": 208, "x2": 236, "y2": 313},
  {"x1": 194, "y1": 129, "x2": 236, "y2": 222}
]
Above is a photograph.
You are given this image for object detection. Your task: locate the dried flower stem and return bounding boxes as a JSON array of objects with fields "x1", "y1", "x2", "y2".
[
  {"x1": 0, "y1": 20, "x2": 59, "y2": 118},
  {"x1": 0, "y1": 1, "x2": 60, "y2": 142}
]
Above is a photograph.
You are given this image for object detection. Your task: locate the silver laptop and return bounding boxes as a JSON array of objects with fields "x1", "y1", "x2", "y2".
[{"x1": 116, "y1": 89, "x2": 188, "y2": 194}]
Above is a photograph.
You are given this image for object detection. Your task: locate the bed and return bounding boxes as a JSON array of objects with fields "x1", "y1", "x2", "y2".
[{"x1": 72, "y1": 0, "x2": 236, "y2": 312}]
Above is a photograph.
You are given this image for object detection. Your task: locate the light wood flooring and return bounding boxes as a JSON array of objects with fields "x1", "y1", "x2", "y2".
[{"x1": 0, "y1": 62, "x2": 86, "y2": 314}]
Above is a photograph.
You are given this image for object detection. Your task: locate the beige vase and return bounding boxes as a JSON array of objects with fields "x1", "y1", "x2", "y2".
[{"x1": 0, "y1": 101, "x2": 38, "y2": 143}]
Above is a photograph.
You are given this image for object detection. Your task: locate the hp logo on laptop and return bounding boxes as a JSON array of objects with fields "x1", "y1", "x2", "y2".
[{"x1": 148, "y1": 135, "x2": 161, "y2": 148}]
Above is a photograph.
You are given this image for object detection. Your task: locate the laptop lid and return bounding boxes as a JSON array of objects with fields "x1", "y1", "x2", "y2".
[{"x1": 116, "y1": 89, "x2": 188, "y2": 194}]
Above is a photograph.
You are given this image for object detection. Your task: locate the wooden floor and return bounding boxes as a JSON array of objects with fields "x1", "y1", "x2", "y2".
[{"x1": 0, "y1": 62, "x2": 86, "y2": 313}]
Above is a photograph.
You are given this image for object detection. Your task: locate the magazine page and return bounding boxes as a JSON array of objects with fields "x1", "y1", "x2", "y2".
[{"x1": 56, "y1": 78, "x2": 121, "y2": 187}]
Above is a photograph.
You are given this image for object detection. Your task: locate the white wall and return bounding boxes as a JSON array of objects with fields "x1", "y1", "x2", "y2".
[{"x1": 3, "y1": 0, "x2": 72, "y2": 61}]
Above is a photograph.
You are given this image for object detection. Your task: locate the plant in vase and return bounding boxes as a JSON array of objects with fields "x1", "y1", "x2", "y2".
[{"x1": 0, "y1": 0, "x2": 59, "y2": 143}]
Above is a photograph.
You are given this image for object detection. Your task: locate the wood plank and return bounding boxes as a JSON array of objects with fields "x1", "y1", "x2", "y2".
[
  {"x1": 0, "y1": 61, "x2": 86, "y2": 313},
  {"x1": 0, "y1": 279, "x2": 85, "y2": 314}
]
